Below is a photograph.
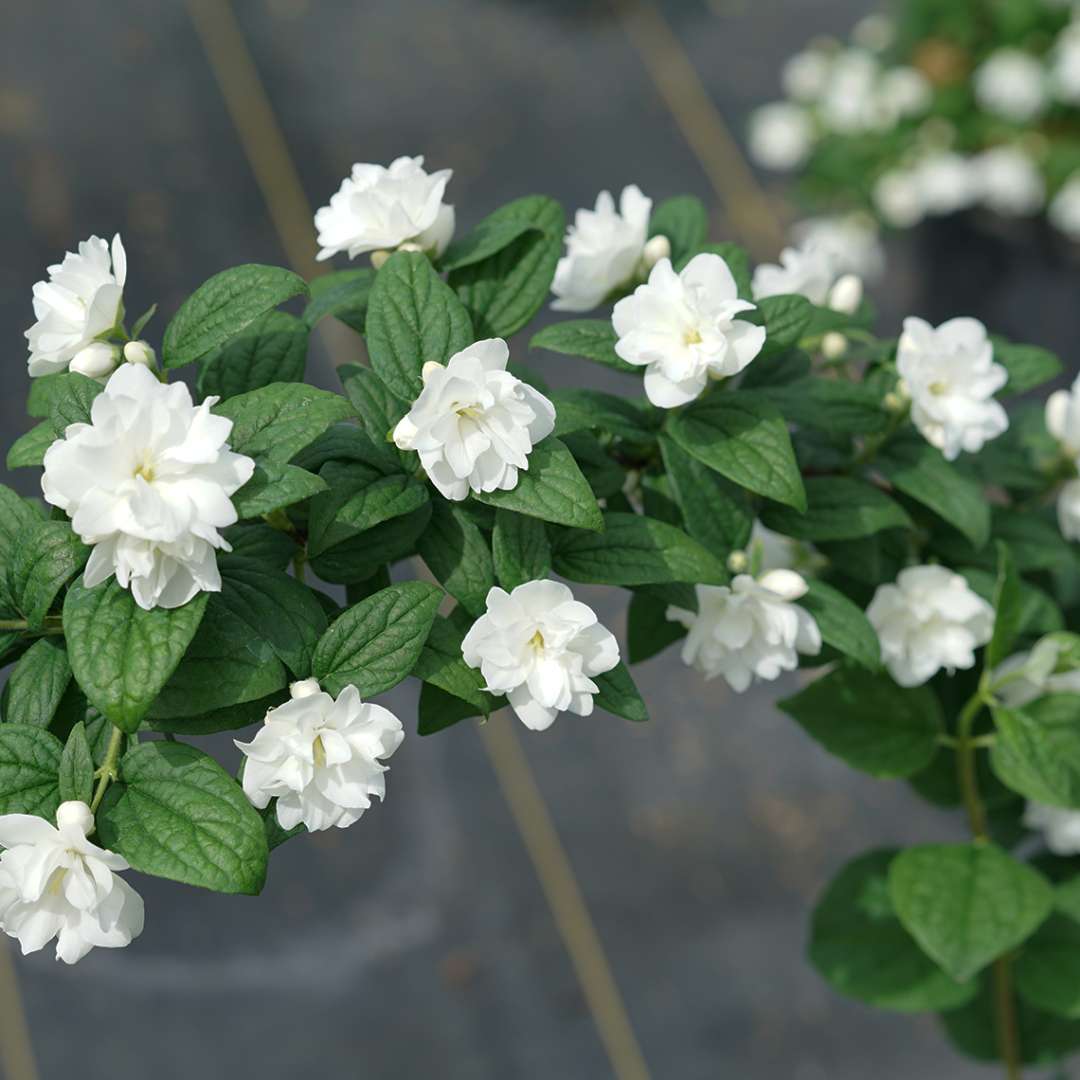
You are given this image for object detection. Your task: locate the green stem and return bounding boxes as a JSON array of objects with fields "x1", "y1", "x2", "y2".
[
  {"x1": 292, "y1": 547, "x2": 307, "y2": 583},
  {"x1": 0, "y1": 616, "x2": 64, "y2": 634},
  {"x1": 955, "y1": 685, "x2": 989, "y2": 840},
  {"x1": 89, "y1": 727, "x2": 125, "y2": 816},
  {"x1": 993, "y1": 955, "x2": 1022, "y2": 1080}
]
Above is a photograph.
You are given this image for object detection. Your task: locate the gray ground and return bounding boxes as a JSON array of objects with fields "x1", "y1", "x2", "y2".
[{"x1": 1, "y1": 1, "x2": 1073, "y2": 1077}]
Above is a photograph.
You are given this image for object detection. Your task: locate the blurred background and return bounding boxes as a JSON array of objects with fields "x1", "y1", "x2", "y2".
[{"x1": 1, "y1": 1, "x2": 1069, "y2": 1077}]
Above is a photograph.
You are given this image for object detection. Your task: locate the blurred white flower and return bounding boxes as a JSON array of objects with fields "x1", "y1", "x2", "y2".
[
  {"x1": 749, "y1": 520, "x2": 801, "y2": 572},
  {"x1": 915, "y1": 152, "x2": 978, "y2": 217},
  {"x1": 666, "y1": 571, "x2": 822, "y2": 692},
  {"x1": 896, "y1": 316, "x2": 1008, "y2": 460},
  {"x1": 782, "y1": 49, "x2": 831, "y2": 102},
  {"x1": 819, "y1": 50, "x2": 883, "y2": 133},
  {"x1": 551, "y1": 185, "x2": 652, "y2": 312},
  {"x1": 1050, "y1": 25, "x2": 1080, "y2": 104},
  {"x1": 852, "y1": 13, "x2": 894, "y2": 52},
  {"x1": 874, "y1": 169, "x2": 924, "y2": 227},
  {"x1": 878, "y1": 66, "x2": 932, "y2": 118},
  {"x1": 1024, "y1": 802, "x2": 1080, "y2": 855},
  {"x1": 237, "y1": 679, "x2": 404, "y2": 832},
  {"x1": 974, "y1": 49, "x2": 1047, "y2": 122},
  {"x1": 42, "y1": 363, "x2": 254, "y2": 610},
  {"x1": 867, "y1": 565, "x2": 994, "y2": 687},
  {"x1": 752, "y1": 242, "x2": 838, "y2": 306},
  {"x1": 747, "y1": 102, "x2": 814, "y2": 170},
  {"x1": 392, "y1": 338, "x2": 555, "y2": 501},
  {"x1": 992, "y1": 644, "x2": 1080, "y2": 708},
  {"x1": 461, "y1": 581, "x2": 620, "y2": 731},
  {"x1": 1049, "y1": 175, "x2": 1080, "y2": 240},
  {"x1": 0, "y1": 801, "x2": 144, "y2": 965},
  {"x1": 314, "y1": 156, "x2": 454, "y2": 261},
  {"x1": 827, "y1": 274, "x2": 864, "y2": 315},
  {"x1": 1046, "y1": 375, "x2": 1080, "y2": 456},
  {"x1": 613, "y1": 254, "x2": 766, "y2": 408},
  {"x1": 792, "y1": 214, "x2": 885, "y2": 280},
  {"x1": 1057, "y1": 479, "x2": 1080, "y2": 541},
  {"x1": 974, "y1": 146, "x2": 1046, "y2": 216},
  {"x1": 69, "y1": 342, "x2": 121, "y2": 381},
  {"x1": 26, "y1": 234, "x2": 126, "y2": 378}
]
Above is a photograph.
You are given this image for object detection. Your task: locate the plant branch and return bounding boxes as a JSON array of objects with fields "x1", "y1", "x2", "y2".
[
  {"x1": 0, "y1": 616, "x2": 64, "y2": 634},
  {"x1": 89, "y1": 727, "x2": 125, "y2": 816}
]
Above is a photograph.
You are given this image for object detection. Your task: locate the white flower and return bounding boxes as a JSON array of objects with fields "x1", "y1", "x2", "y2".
[
  {"x1": 819, "y1": 50, "x2": 884, "y2": 133},
  {"x1": 828, "y1": 274, "x2": 863, "y2": 315},
  {"x1": 747, "y1": 103, "x2": 814, "y2": 171},
  {"x1": 1023, "y1": 803, "x2": 1080, "y2": 855},
  {"x1": 391, "y1": 338, "x2": 555, "y2": 501},
  {"x1": 1050, "y1": 25, "x2": 1080, "y2": 104},
  {"x1": 852, "y1": 13, "x2": 894, "y2": 52},
  {"x1": 782, "y1": 50, "x2": 831, "y2": 102},
  {"x1": 792, "y1": 214, "x2": 885, "y2": 281},
  {"x1": 25, "y1": 234, "x2": 126, "y2": 378},
  {"x1": 613, "y1": 254, "x2": 766, "y2": 408},
  {"x1": 974, "y1": 49, "x2": 1047, "y2": 122},
  {"x1": 1046, "y1": 375, "x2": 1080, "y2": 456},
  {"x1": 992, "y1": 644, "x2": 1080, "y2": 708},
  {"x1": 41, "y1": 363, "x2": 255, "y2": 610},
  {"x1": 915, "y1": 152, "x2": 978, "y2": 217},
  {"x1": 878, "y1": 67, "x2": 932, "y2": 118},
  {"x1": 666, "y1": 571, "x2": 822, "y2": 692},
  {"x1": 314, "y1": 156, "x2": 454, "y2": 262},
  {"x1": 752, "y1": 242, "x2": 838, "y2": 306},
  {"x1": 866, "y1": 565, "x2": 994, "y2": 687},
  {"x1": 551, "y1": 185, "x2": 652, "y2": 312},
  {"x1": 69, "y1": 342, "x2": 120, "y2": 380},
  {"x1": 974, "y1": 146, "x2": 1045, "y2": 216},
  {"x1": 0, "y1": 801, "x2": 144, "y2": 964},
  {"x1": 1057, "y1": 479, "x2": 1080, "y2": 541},
  {"x1": 896, "y1": 316, "x2": 1008, "y2": 460},
  {"x1": 236, "y1": 679, "x2": 404, "y2": 832},
  {"x1": 1049, "y1": 175, "x2": 1080, "y2": 240},
  {"x1": 874, "y1": 169, "x2": 924, "y2": 227},
  {"x1": 461, "y1": 581, "x2": 620, "y2": 731}
]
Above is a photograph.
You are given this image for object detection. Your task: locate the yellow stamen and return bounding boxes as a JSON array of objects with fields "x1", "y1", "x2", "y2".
[{"x1": 683, "y1": 327, "x2": 703, "y2": 346}]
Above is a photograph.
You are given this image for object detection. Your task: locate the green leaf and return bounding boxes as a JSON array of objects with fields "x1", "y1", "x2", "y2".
[
  {"x1": 417, "y1": 680, "x2": 481, "y2": 735},
  {"x1": 366, "y1": 250, "x2": 474, "y2": 402},
  {"x1": 779, "y1": 666, "x2": 941, "y2": 778},
  {"x1": 303, "y1": 268, "x2": 374, "y2": 332},
  {"x1": 987, "y1": 540, "x2": 1021, "y2": 669},
  {"x1": 308, "y1": 501, "x2": 432, "y2": 584},
  {"x1": 593, "y1": 663, "x2": 649, "y2": 723},
  {"x1": 312, "y1": 582, "x2": 443, "y2": 697},
  {"x1": 810, "y1": 850, "x2": 978, "y2": 1012},
  {"x1": 992, "y1": 337, "x2": 1063, "y2": 395},
  {"x1": 196, "y1": 310, "x2": 309, "y2": 399},
  {"x1": 308, "y1": 460, "x2": 429, "y2": 557},
  {"x1": 1016, "y1": 914, "x2": 1080, "y2": 1018},
  {"x1": 337, "y1": 364, "x2": 412, "y2": 470},
  {"x1": 875, "y1": 435, "x2": 990, "y2": 548},
  {"x1": 799, "y1": 580, "x2": 882, "y2": 670},
  {"x1": 756, "y1": 377, "x2": 888, "y2": 434},
  {"x1": 473, "y1": 437, "x2": 603, "y2": 531},
  {"x1": 666, "y1": 391, "x2": 806, "y2": 511},
  {"x1": 162, "y1": 264, "x2": 308, "y2": 369},
  {"x1": 215, "y1": 383, "x2": 354, "y2": 464},
  {"x1": 991, "y1": 696, "x2": 1080, "y2": 808},
  {"x1": 144, "y1": 692, "x2": 283, "y2": 736},
  {"x1": 231, "y1": 461, "x2": 326, "y2": 518},
  {"x1": 492, "y1": 510, "x2": 551, "y2": 591},
  {"x1": 438, "y1": 212, "x2": 538, "y2": 272},
  {"x1": 627, "y1": 590, "x2": 685, "y2": 664},
  {"x1": 417, "y1": 501, "x2": 494, "y2": 617},
  {"x1": 63, "y1": 581, "x2": 208, "y2": 733},
  {"x1": 648, "y1": 195, "x2": 708, "y2": 264},
  {"x1": 0, "y1": 488, "x2": 44, "y2": 582},
  {"x1": 450, "y1": 195, "x2": 564, "y2": 338},
  {"x1": 7, "y1": 520, "x2": 89, "y2": 628},
  {"x1": 548, "y1": 389, "x2": 655, "y2": 442},
  {"x1": 761, "y1": 477, "x2": 911, "y2": 542},
  {"x1": 58, "y1": 721, "x2": 94, "y2": 805},
  {"x1": 47, "y1": 371, "x2": 104, "y2": 436},
  {"x1": 27, "y1": 372, "x2": 65, "y2": 418},
  {"x1": 529, "y1": 319, "x2": 639, "y2": 376},
  {"x1": 147, "y1": 599, "x2": 287, "y2": 720},
  {"x1": 0, "y1": 724, "x2": 62, "y2": 817},
  {"x1": 217, "y1": 556, "x2": 327, "y2": 676},
  {"x1": 757, "y1": 294, "x2": 813, "y2": 356},
  {"x1": 4, "y1": 638, "x2": 72, "y2": 728},
  {"x1": 553, "y1": 512, "x2": 728, "y2": 587},
  {"x1": 97, "y1": 741, "x2": 268, "y2": 894},
  {"x1": 412, "y1": 614, "x2": 498, "y2": 718},
  {"x1": 7, "y1": 420, "x2": 54, "y2": 470},
  {"x1": 962, "y1": 567, "x2": 1063, "y2": 640},
  {"x1": 562, "y1": 431, "x2": 626, "y2": 498},
  {"x1": 888, "y1": 843, "x2": 1053, "y2": 981}
]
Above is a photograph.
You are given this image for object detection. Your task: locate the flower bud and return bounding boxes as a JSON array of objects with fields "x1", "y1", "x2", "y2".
[
  {"x1": 289, "y1": 678, "x2": 322, "y2": 700},
  {"x1": 726, "y1": 549, "x2": 749, "y2": 574},
  {"x1": 882, "y1": 390, "x2": 906, "y2": 414},
  {"x1": 370, "y1": 250, "x2": 392, "y2": 270},
  {"x1": 123, "y1": 340, "x2": 156, "y2": 368},
  {"x1": 640, "y1": 234, "x2": 671, "y2": 272},
  {"x1": 56, "y1": 800, "x2": 95, "y2": 834},
  {"x1": 70, "y1": 342, "x2": 120, "y2": 379},
  {"x1": 822, "y1": 331, "x2": 848, "y2": 359},
  {"x1": 828, "y1": 274, "x2": 863, "y2": 314}
]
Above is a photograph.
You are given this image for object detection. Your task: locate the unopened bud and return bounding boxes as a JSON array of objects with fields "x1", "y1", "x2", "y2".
[
  {"x1": 289, "y1": 678, "x2": 322, "y2": 700},
  {"x1": 882, "y1": 390, "x2": 906, "y2": 413},
  {"x1": 370, "y1": 249, "x2": 392, "y2": 270},
  {"x1": 822, "y1": 331, "x2": 848, "y2": 359},
  {"x1": 123, "y1": 340, "x2": 156, "y2": 368},
  {"x1": 70, "y1": 342, "x2": 120, "y2": 379},
  {"x1": 640, "y1": 234, "x2": 671, "y2": 271},
  {"x1": 56, "y1": 800, "x2": 94, "y2": 834},
  {"x1": 727, "y1": 549, "x2": 749, "y2": 574},
  {"x1": 828, "y1": 274, "x2": 863, "y2": 315}
]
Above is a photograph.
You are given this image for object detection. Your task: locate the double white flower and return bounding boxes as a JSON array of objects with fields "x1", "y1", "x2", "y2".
[
  {"x1": 314, "y1": 156, "x2": 455, "y2": 262},
  {"x1": 867, "y1": 565, "x2": 994, "y2": 688},
  {"x1": 236, "y1": 679, "x2": 404, "y2": 832},
  {"x1": 0, "y1": 801, "x2": 144, "y2": 964},
  {"x1": 42, "y1": 363, "x2": 255, "y2": 610},
  {"x1": 26, "y1": 233, "x2": 127, "y2": 378},
  {"x1": 392, "y1": 338, "x2": 555, "y2": 502},
  {"x1": 896, "y1": 316, "x2": 1008, "y2": 460},
  {"x1": 666, "y1": 571, "x2": 822, "y2": 693},
  {"x1": 462, "y1": 581, "x2": 620, "y2": 731},
  {"x1": 1023, "y1": 803, "x2": 1080, "y2": 856},
  {"x1": 552, "y1": 185, "x2": 661, "y2": 312},
  {"x1": 612, "y1": 253, "x2": 766, "y2": 408},
  {"x1": 974, "y1": 49, "x2": 1047, "y2": 123}
]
